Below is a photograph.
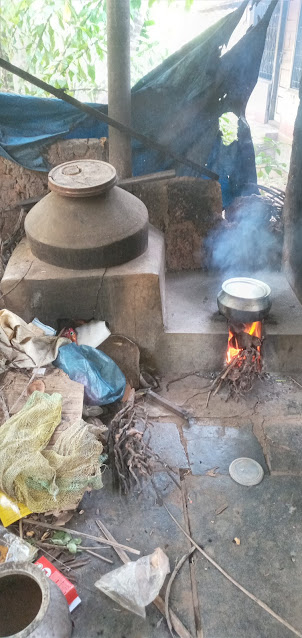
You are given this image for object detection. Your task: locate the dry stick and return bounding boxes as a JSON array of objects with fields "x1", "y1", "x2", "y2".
[
  {"x1": 0, "y1": 260, "x2": 33, "y2": 302},
  {"x1": 96, "y1": 520, "x2": 130, "y2": 564},
  {"x1": 163, "y1": 502, "x2": 302, "y2": 638},
  {"x1": 34, "y1": 541, "x2": 113, "y2": 565},
  {"x1": 166, "y1": 372, "x2": 201, "y2": 391},
  {"x1": 96, "y1": 519, "x2": 193, "y2": 638},
  {"x1": 83, "y1": 549, "x2": 113, "y2": 564},
  {"x1": 23, "y1": 519, "x2": 140, "y2": 555},
  {"x1": 147, "y1": 390, "x2": 190, "y2": 419},
  {"x1": 206, "y1": 353, "x2": 241, "y2": 408},
  {"x1": 0, "y1": 57, "x2": 218, "y2": 182},
  {"x1": 165, "y1": 548, "x2": 195, "y2": 638},
  {"x1": 290, "y1": 377, "x2": 302, "y2": 390}
]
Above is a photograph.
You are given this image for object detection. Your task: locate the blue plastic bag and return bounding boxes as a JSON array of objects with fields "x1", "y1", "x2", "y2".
[{"x1": 54, "y1": 343, "x2": 126, "y2": 406}]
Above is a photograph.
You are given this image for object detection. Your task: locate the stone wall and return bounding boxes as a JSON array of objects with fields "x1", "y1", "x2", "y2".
[
  {"x1": 0, "y1": 137, "x2": 222, "y2": 272},
  {"x1": 130, "y1": 177, "x2": 222, "y2": 270}
]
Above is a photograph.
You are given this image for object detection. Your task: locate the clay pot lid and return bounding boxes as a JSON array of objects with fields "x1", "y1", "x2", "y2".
[{"x1": 48, "y1": 160, "x2": 117, "y2": 197}]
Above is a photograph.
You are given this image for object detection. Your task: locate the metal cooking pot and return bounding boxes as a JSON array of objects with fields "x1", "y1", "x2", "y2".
[{"x1": 217, "y1": 277, "x2": 272, "y2": 323}]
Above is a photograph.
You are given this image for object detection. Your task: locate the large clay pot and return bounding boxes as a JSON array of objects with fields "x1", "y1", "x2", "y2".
[
  {"x1": 0, "y1": 561, "x2": 72, "y2": 638},
  {"x1": 25, "y1": 160, "x2": 149, "y2": 270}
]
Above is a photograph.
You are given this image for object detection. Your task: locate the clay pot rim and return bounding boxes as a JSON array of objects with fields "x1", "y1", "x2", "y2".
[{"x1": 0, "y1": 561, "x2": 50, "y2": 638}]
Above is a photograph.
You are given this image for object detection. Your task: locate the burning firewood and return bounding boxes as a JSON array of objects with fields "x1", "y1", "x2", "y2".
[{"x1": 207, "y1": 323, "x2": 264, "y2": 404}]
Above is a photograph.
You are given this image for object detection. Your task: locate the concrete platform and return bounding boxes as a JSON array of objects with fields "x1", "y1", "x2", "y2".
[
  {"x1": 155, "y1": 270, "x2": 302, "y2": 374},
  {"x1": 2, "y1": 239, "x2": 302, "y2": 373},
  {"x1": 0, "y1": 225, "x2": 165, "y2": 360}
]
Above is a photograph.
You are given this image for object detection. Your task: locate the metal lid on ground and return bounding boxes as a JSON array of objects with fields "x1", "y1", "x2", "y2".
[
  {"x1": 48, "y1": 160, "x2": 117, "y2": 197},
  {"x1": 229, "y1": 458, "x2": 264, "y2": 486}
]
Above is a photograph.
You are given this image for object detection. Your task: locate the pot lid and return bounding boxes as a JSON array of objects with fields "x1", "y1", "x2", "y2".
[
  {"x1": 229, "y1": 458, "x2": 264, "y2": 486},
  {"x1": 222, "y1": 277, "x2": 271, "y2": 300},
  {"x1": 48, "y1": 159, "x2": 117, "y2": 197}
]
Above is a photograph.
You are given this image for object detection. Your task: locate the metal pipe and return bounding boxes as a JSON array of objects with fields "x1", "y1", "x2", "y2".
[
  {"x1": 118, "y1": 169, "x2": 176, "y2": 187},
  {"x1": 107, "y1": 0, "x2": 132, "y2": 178}
]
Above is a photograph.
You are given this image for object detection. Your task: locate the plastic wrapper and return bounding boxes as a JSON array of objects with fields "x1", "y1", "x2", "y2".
[
  {"x1": 0, "y1": 527, "x2": 38, "y2": 563},
  {"x1": 76, "y1": 320, "x2": 110, "y2": 348},
  {"x1": 54, "y1": 343, "x2": 126, "y2": 405},
  {"x1": 0, "y1": 491, "x2": 32, "y2": 527},
  {"x1": 95, "y1": 547, "x2": 170, "y2": 618}
]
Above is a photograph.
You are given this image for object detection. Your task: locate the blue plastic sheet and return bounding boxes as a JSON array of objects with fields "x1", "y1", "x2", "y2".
[
  {"x1": 54, "y1": 343, "x2": 126, "y2": 406},
  {"x1": 0, "y1": 0, "x2": 276, "y2": 206}
]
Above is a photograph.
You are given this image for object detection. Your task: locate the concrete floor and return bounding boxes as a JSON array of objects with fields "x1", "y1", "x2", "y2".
[
  {"x1": 67, "y1": 374, "x2": 302, "y2": 638},
  {"x1": 154, "y1": 270, "x2": 302, "y2": 374}
]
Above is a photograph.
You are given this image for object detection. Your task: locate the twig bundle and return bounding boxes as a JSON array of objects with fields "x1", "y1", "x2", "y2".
[{"x1": 108, "y1": 396, "x2": 154, "y2": 493}]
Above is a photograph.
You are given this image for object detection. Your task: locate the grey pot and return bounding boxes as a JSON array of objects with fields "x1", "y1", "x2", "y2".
[{"x1": 0, "y1": 561, "x2": 72, "y2": 638}]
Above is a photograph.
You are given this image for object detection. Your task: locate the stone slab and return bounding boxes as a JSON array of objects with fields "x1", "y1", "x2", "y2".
[
  {"x1": 1, "y1": 225, "x2": 165, "y2": 361},
  {"x1": 70, "y1": 470, "x2": 195, "y2": 638},
  {"x1": 144, "y1": 421, "x2": 189, "y2": 469},
  {"x1": 263, "y1": 419, "x2": 302, "y2": 474},
  {"x1": 155, "y1": 269, "x2": 302, "y2": 374},
  {"x1": 185, "y1": 474, "x2": 302, "y2": 638},
  {"x1": 185, "y1": 422, "x2": 267, "y2": 476}
]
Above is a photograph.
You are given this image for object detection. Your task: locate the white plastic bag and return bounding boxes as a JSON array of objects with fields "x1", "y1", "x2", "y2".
[
  {"x1": 0, "y1": 529, "x2": 38, "y2": 563},
  {"x1": 95, "y1": 547, "x2": 170, "y2": 617},
  {"x1": 76, "y1": 321, "x2": 110, "y2": 348}
]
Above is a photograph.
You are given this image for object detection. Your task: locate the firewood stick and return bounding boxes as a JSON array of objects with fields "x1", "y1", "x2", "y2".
[
  {"x1": 165, "y1": 548, "x2": 195, "y2": 637},
  {"x1": 154, "y1": 595, "x2": 193, "y2": 638},
  {"x1": 147, "y1": 389, "x2": 190, "y2": 419},
  {"x1": 83, "y1": 549, "x2": 113, "y2": 564},
  {"x1": 34, "y1": 541, "x2": 113, "y2": 565},
  {"x1": 96, "y1": 520, "x2": 130, "y2": 564},
  {"x1": 96, "y1": 519, "x2": 193, "y2": 638},
  {"x1": 23, "y1": 518, "x2": 140, "y2": 555},
  {"x1": 290, "y1": 377, "x2": 302, "y2": 390}
]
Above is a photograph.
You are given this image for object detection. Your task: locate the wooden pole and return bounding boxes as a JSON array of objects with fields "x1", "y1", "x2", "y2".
[{"x1": 107, "y1": 0, "x2": 132, "y2": 178}]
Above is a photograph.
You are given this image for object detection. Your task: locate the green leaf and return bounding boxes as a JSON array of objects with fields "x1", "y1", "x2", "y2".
[
  {"x1": 52, "y1": 531, "x2": 72, "y2": 544},
  {"x1": 87, "y1": 63, "x2": 96, "y2": 82},
  {"x1": 63, "y1": 1, "x2": 71, "y2": 22},
  {"x1": 265, "y1": 166, "x2": 272, "y2": 175},
  {"x1": 49, "y1": 25, "x2": 55, "y2": 49},
  {"x1": 95, "y1": 43, "x2": 104, "y2": 59},
  {"x1": 67, "y1": 541, "x2": 79, "y2": 553}
]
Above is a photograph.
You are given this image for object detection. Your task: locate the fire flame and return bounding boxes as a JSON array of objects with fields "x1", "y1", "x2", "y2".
[{"x1": 226, "y1": 321, "x2": 262, "y2": 365}]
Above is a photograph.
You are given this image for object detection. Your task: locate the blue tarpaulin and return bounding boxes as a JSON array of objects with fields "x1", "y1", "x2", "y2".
[{"x1": 0, "y1": 0, "x2": 276, "y2": 206}]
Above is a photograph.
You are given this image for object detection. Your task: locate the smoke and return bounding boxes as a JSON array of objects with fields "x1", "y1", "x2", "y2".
[{"x1": 205, "y1": 194, "x2": 283, "y2": 276}]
